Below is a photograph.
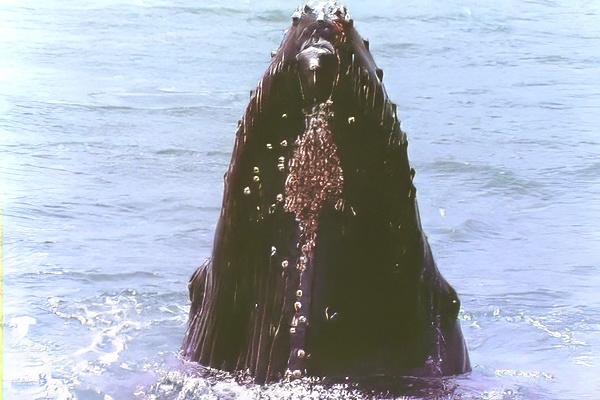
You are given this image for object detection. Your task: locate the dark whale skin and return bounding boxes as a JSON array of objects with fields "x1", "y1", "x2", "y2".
[{"x1": 182, "y1": 2, "x2": 470, "y2": 384}]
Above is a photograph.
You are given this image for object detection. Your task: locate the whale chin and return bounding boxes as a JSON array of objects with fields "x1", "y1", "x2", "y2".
[
  {"x1": 182, "y1": 2, "x2": 470, "y2": 384},
  {"x1": 296, "y1": 38, "x2": 338, "y2": 106}
]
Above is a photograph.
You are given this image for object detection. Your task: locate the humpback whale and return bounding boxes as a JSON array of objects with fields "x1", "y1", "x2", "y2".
[{"x1": 182, "y1": 1, "x2": 470, "y2": 384}]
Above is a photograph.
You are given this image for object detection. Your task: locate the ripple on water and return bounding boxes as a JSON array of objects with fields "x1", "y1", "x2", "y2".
[{"x1": 2, "y1": 288, "x2": 188, "y2": 399}]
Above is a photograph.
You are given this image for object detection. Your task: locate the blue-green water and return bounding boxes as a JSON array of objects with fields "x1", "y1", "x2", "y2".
[{"x1": 2, "y1": 1, "x2": 599, "y2": 398}]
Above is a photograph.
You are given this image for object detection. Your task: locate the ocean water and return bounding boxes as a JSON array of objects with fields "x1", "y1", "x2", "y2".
[{"x1": 1, "y1": 0, "x2": 599, "y2": 399}]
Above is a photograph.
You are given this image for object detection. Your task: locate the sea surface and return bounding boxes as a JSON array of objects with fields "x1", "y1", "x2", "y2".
[{"x1": 1, "y1": 0, "x2": 599, "y2": 399}]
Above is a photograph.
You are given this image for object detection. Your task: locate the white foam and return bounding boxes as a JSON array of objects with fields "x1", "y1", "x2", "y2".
[{"x1": 9, "y1": 315, "x2": 37, "y2": 340}]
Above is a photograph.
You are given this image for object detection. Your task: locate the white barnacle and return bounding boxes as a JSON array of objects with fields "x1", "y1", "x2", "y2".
[
  {"x1": 291, "y1": 8, "x2": 301, "y2": 25},
  {"x1": 280, "y1": 140, "x2": 288, "y2": 147},
  {"x1": 276, "y1": 194, "x2": 284, "y2": 202},
  {"x1": 296, "y1": 289, "x2": 303, "y2": 297},
  {"x1": 348, "y1": 116, "x2": 355, "y2": 124},
  {"x1": 294, "y1": 301, "x2": 302, "y2": 311},
  {"x1": 277, "y1": 155, "x2": 286, "y2": 171},
  {"x1": 266, "y1": 143, "x2": 273, "y2": 149},
  {"x1": 316, "y1": 9, "x2": 325, "y2": 23},
  {"x1": 324, "y1": 307, "x2": 339, "y2": 320},
  {"x1": 282, "y1": 260, "x2": 289, "y2": 268},
  {"x1": 243, "y1": 187, "x2": 251, "y2": 195},
  {"x1": 253, "y1": 166, "x2": 260, "y2": 174},
  {"x1": 253, "y1": 175, "x2": 260, "y2": 182}
]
